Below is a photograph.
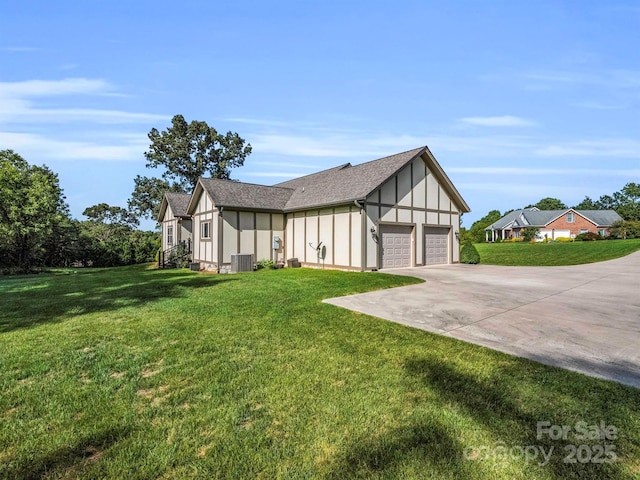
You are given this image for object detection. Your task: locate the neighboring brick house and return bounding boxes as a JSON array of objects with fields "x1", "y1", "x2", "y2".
[{"x1": 485, "y1": 208, "x2": 622, "y2": 242}]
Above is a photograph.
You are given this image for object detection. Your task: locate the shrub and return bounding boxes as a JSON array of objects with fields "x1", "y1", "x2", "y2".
[
  {"x1": 522, "y1": 226, "x2": 540, "y2": 242},
  {"x1": 256, "y1": 259, "x2": 275, "y2": 269},
  {"x1": 575, "y1": 232, "x2": 602, "y2": 241},
  {"x1": 554, "y1": 237, "x2": 573, "y2": 242},
  {"x1": 460, "y1": 243, "x2": 480, "y2": 264}
]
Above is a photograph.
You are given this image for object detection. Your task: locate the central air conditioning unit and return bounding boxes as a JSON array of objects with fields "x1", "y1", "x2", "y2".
[{"x1": 231, "y1": 254, "x2": 254, "y2": 273}]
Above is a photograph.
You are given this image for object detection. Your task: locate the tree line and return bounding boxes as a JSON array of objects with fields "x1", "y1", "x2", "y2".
[
  {"x1": 1, "y1": 115, "x2": 251, "y2": 273},
  {"x1": 463, "y1": 188, "x2": 640, "y2": 244}
]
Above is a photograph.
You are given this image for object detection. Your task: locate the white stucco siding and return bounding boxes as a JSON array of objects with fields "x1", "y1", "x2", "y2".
[
  {"x1": 439, "y1": 213, "x2": 451, "y2": 226},
  {"x1": 239, "y1": 212, "x2": 254, "y2": 254},
  {"x1": 366, "y1": 206, "x2": 378, "y2": 268},
  {"x1": 381, "y1": 205, "x2": 395, "y2": 222},
  {"x1": 427, "y1": 212, "x2": 438, "y2": 225}
]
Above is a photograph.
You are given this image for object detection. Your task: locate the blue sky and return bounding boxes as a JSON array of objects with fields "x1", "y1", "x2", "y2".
[{"x1": 1, "y1": 1, "x2": 639, "y2": 230}]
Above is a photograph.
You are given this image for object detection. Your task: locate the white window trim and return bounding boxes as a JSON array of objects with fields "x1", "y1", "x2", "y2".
[
  {"x1": 201, "y1": 221, "x2": 211, "y2": 239},
  {"x1": 167, "y1": 226, "x2": 174, "y2": 245},
  {"x1": 566, "y1": 213, "x2": 575, "y2": 223}
]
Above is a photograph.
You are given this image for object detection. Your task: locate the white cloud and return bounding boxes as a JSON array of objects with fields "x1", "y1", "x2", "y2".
[
  {"x1": 449, "y1": 166, "x2": 640, "y2": 176},
  {"x1": 460, "y1": 115, "x2": 535, "y2": 127},
  {"x1": 242, "y1": 172, "x2": 301, "y2": 178},
  {"x1": 251, "y1": 133, "x2": 423, "y2": 158},
  {"x1": 535, "y1": 140, "x2": 640, "y2": 158},
  {"x1": 0, "y1": 78, "x2": 113, "y2": 97},
  {"x1": 0, "y1": 78, "x2": 165, "y2": 124},
  {"x1": 0, "y1": 131, "x2": 147, "y2": 162}
]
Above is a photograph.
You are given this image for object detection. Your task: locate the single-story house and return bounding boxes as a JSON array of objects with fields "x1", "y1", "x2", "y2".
[
  {"x1": 158, "y1": 192, "x2": 193, "y2": 251},
  {"x1": 162, "y1": 146, "x2": 470, "y2": 272},
  {"x1": 485, "y1": 208, "x2": 622, "y2": 242}
]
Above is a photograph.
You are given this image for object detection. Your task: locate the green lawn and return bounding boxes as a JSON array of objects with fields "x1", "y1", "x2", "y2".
[
  {"x1": 1, "y1": 265, "x2": 639, "y2": 479},
  {"x1": 475, "y1": 239, "x2": 640, "y2": 266}
]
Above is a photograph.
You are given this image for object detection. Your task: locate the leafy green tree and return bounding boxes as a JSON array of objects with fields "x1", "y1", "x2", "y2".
[
  {"x1": 572, "y1": 196, "x2": 598, "y2": 210},
  {"x1": 522, "y1": 226, "x2": 540, "y2": 242},
  {"x1": 130, "y1": 114, "x2": 252, "y2": 219},
  {"x1": 468, "y1": 210, "x2": 502, "y2": 243},
  {"x1": 0, "y1": 150, "x2": 70, "y2": 271},
  {"x1": 528, "y1": 197, "x2": 567, "y2": 210},
  {"x1": 615, "y1": 183, "x2": 640, "y2": 221}
]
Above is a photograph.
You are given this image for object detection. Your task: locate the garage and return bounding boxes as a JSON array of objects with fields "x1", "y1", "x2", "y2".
[
  {"x1": 424, "y1": 227, "x2": 449, "y2": 265},
  {"x1": 380, "y1": 224, "x2": 412, "y2": 268}
]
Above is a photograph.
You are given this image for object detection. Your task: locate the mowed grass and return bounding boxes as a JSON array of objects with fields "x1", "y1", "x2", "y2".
[
  {"x1": 1, "y1": 266, "x2": 639, "y2": 479},
  {"x1": 475, "y1": 239, "x2": 640, "y2": 266}
]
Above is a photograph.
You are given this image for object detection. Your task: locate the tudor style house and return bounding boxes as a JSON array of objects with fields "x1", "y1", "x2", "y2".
[
  {"x1": 485, "y1": 208, "x2": 622, "y2": 242},
  {"x1": 159, "y1": 146, "x2": 470, "y2": 272}
]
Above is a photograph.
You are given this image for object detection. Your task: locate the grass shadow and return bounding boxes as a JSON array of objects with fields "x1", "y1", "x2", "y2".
[
  {"x1": 4, "y1": 426, "x2": 131, "y2": 480},
  {"x1": 0, "y1": 266, "x2": 236, "y2": 332},
  {"x1": 399, "y1": 356, "x2": 631, "y2": 479}
]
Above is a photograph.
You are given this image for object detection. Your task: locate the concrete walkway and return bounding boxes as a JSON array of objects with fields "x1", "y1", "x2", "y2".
[{"x1": 325, "y1": 251, "x2": 640, "y2": 388}]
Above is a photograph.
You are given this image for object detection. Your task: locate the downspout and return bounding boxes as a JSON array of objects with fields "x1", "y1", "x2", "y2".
[
  {"x1": 355, "y1": 199, "x2": 366, "y2": 272},
  {"x1": 217, "y1": 206, "x2": 224, "y2": 273}
]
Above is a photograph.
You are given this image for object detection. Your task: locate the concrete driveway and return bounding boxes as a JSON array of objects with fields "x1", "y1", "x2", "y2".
[{"x1": 325, "y1": 251, "x2": 640, "y2": 388}]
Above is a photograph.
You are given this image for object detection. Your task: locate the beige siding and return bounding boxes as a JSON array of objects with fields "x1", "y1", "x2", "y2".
[
  {"x1": 366, "y1": 206, "x2": 377, "y2": 268},
  {"x1": 222, "y1": 211, "x2": 238, "y2": 263},
  {"x1": 256, "y1": 213, "x2": 272, "y2": 262},
  {"x1": 427, "y1": 172, "x2": 439, "y2": 207},
  {"x1": 452, "y1": 213, "x2": 460, "y2": 262},
  {"x1": 412, "y1": 161, "x2": 426, "y2": 209},
  {"x1": 380, "y1": 180, "x2": 395, "y2": 204},
  {"x1": 285, "y1": 215, "x2": 294, "y2": 260},
  {"x1": 350, "y1": 209, "x2": 362, "y2": 268},
  {"x1": 293, "y1": 213, "x2": 306, "y2": 260},
  {"x1": 318, "y1": 209, "x2": 333, "y2": 265},
  {"x1": 397, "y1": 166, "x2": 412, "y2": 207},
  {"x1": 381, "y1": 205, "x2": 395, "y2": 222},
  {"x1": 333, "y1": 209, "x2": 350, "y2": 266},
  {"x1": 439, "y1": 213, "x2": 450, "y2": 226},
  {"x1": 427, "y1": 211, "x2": 438, "y2": 224},
  {"x1": 239, "y1": 211, "x2": 254, "y2": 254},
  {"x1": 306, "y1": 212, "x2": 319, "y2": 262},
  {"x1": 397, "y1": 208, "x2": 411, "y2": 223},
  {"x1": 439, "y1": 187, "x2": 451, "y2": 212},
  {"x1": 413, "y1": 210, "x2": 426, "y2": 265}
]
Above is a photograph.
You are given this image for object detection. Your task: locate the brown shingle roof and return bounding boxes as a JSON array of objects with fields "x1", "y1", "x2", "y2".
[
  {"x1": 165, "y1": 192, "x2": 191, "y2": 217},
  {"x1": 199, "y1": 178, "x2": 293, "y2": 211},
  {"x1": 275, "y1": 146, "x2": 426, "y2": 210},
  {"x1": 184, "y1": 146, "x2": 470, "y2": 215}
]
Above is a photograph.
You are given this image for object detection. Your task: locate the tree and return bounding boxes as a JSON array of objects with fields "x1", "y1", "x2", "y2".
[
  {"x1": 130, "y1": 115, "x2": 252, "y2": 219},
  {"x1": 468, "y1": 210, "x2": 502, "y2": 243},
  {"x1": 522, "y1": 226, "x2": 540, "y2": 242},
  {"x1": 80, "y1": 203, "x2": 158, "y2": 267},
  {"x1": 0, "y1": 150, "x2": 70, "y2": 271},
  {"x1": 572, "y1": 196, "x2": 598, "y2": 210},
  {"x1": 615, "y1": 183, "x2": 640, "y2": 221},
  {"x1": 528, "y1": 197, "x2": 567, "y2": 210}
]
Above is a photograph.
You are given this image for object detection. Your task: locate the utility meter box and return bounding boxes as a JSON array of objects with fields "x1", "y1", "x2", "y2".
[{"x1": 273, "y1": 236, "x2": 281, "y2": 250}]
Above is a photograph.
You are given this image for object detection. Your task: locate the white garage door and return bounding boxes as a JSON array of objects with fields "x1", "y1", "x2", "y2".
[
  {"x1": 425, "y1": 227, "x2": 449, "y2": 265},
  {"x1": 380, "y1": 225, "x2": 412, "y2": 269}
]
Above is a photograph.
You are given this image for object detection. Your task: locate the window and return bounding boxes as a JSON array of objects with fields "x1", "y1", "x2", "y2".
[
  {"x1": 201, "y1": 221, "x2": 211, "y2": 239},
  {"x1": 167, "y1": 226, "x2": 174, "y2": 245},
  {"x1": 598, "y1": 229, "x2": 607, "y2": 238},
  {"x1": 579, "y1": 229, "x2": 589, "y2": 234},
  {"x1": 566, "y1": 212, "x2": 575, "y2": 223}
]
